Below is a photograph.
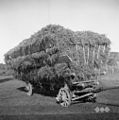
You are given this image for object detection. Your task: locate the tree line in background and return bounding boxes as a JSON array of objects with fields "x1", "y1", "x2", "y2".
[{"x1": 4, "y1": 24, "x2": 111, "y2": 91}]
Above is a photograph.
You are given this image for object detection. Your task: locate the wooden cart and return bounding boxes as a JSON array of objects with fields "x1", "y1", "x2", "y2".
[
  {"x1": 56, "y1": 80, "x2": 99, "y2": 107},
  {"x1": 24, "y1": 55, "x2": 100, "y2": 107}
]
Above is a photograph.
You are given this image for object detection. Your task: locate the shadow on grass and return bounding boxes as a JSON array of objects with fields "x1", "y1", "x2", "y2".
[
  {"x1": 17, "y1": 86, "x2": 58, "y2": 97},
  {"x1": 0, "y1": 76, "x2": 13, "y2": 83}
]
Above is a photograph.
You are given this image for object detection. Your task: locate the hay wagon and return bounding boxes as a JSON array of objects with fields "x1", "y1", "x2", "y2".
[{"x1": 4, "y1": 25, "x2": 111, "y2": 107}]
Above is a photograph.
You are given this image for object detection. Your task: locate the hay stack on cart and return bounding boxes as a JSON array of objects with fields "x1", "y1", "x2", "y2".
[{"x1": 4, "y1": 25, "x2": 110, "y2": 102}]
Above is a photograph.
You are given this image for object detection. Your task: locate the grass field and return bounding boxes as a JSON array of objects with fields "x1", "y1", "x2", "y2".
[{"x1": 0, "y1": 73, "x2": 119, "y2": 120}]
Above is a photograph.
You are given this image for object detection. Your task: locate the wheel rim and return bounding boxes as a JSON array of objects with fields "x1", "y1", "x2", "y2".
[
  {"x1": 26, "y1": 83, "x2": 33, "y2": 96},
  {"x1": 58, "y1": 88, "x2": 71, "y2": 107}
]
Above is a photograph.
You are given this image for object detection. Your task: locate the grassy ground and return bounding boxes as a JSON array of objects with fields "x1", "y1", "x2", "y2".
[{"x1": 0, "y1": 73, "x2": 119, "y2": 120}]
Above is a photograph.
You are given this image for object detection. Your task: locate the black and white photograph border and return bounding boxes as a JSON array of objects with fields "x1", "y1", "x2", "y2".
[{"x1": 0, "y1": 0, "x2": 119, "y2": 120}]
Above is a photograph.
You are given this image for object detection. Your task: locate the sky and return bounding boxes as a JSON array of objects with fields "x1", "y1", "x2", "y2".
[{"x1": 0, "y1": 0, "x2": 119, "y2": 63}]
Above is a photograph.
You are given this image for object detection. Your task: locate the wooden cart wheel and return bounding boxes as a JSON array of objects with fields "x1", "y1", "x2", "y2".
[
  {"x1": 26, "y1": 83, "x2": 33, "y2": 96},
  {"x1": 56, "y1": 84, "x2": 71, "y2": 107}
]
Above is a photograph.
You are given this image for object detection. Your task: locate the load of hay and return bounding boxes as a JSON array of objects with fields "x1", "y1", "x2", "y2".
[{"x1": 4, "y1": 24, "x2": 111, "y2": 91}]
